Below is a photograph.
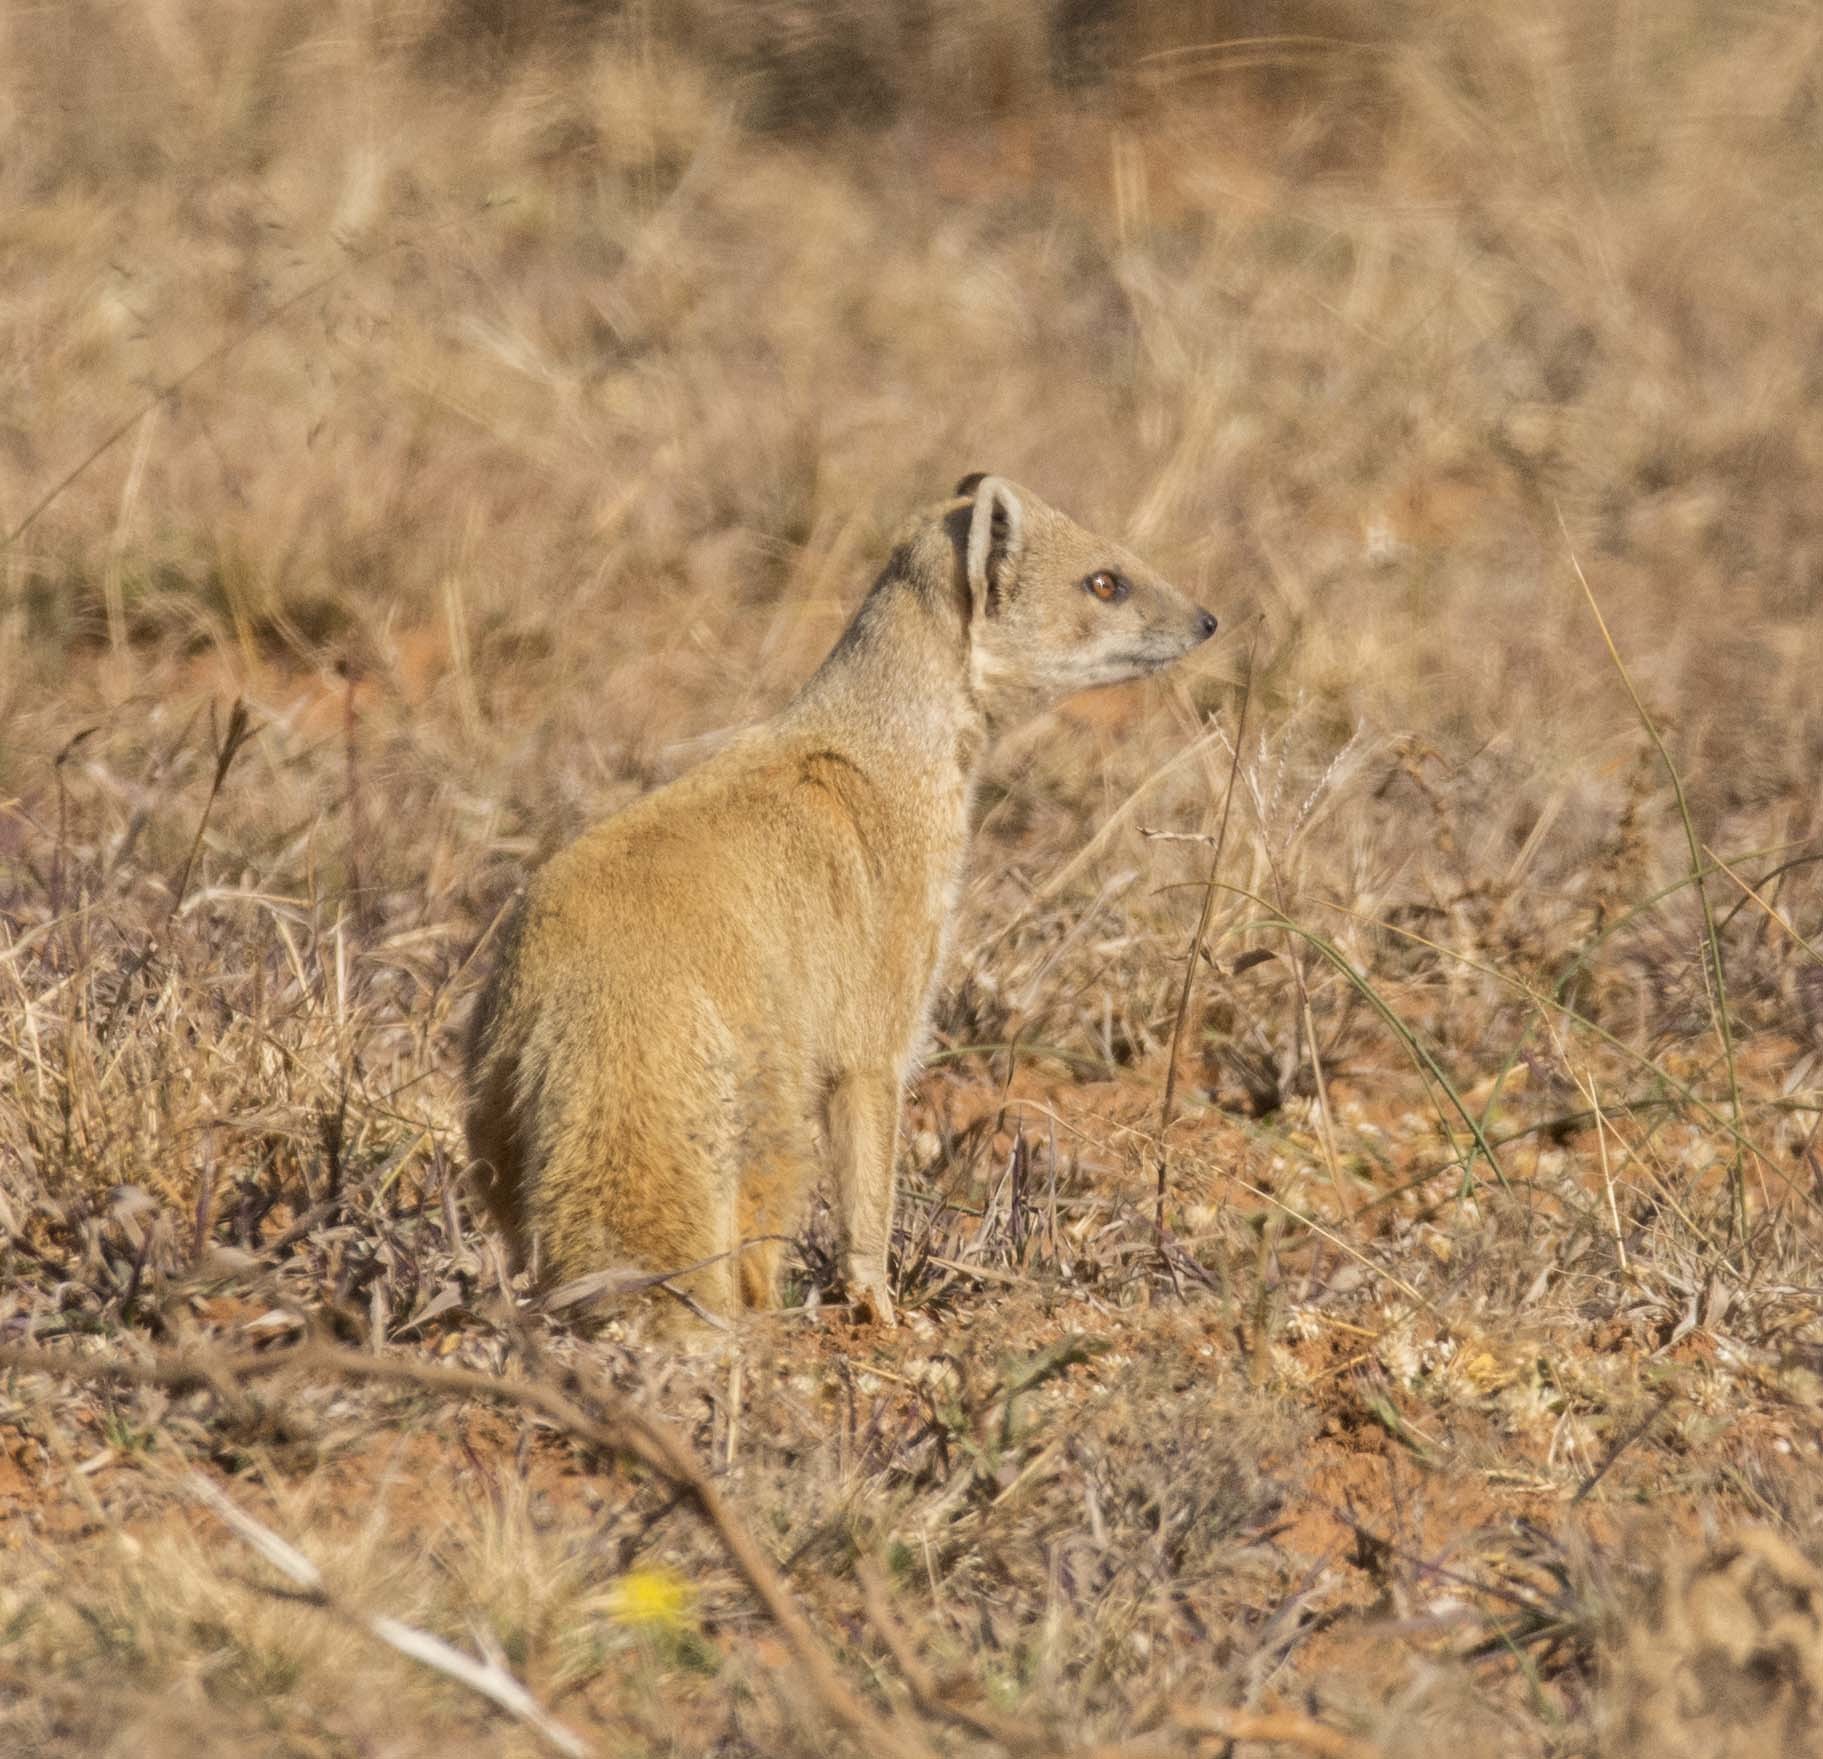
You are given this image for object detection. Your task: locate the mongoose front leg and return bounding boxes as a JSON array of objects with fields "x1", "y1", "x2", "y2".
[{"x1": 826, "y1": 1071, "x2": 900, "y2": 1326}]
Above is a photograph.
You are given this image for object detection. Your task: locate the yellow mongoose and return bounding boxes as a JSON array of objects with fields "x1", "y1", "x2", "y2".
[{"x1": 465, "y1": 474, "x2": 1217, "y2": 1329}]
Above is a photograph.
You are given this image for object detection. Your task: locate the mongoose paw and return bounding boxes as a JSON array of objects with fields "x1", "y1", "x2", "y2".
[{"x1": 847, "y1": 1280, "x2": 898, "y2": 1328}]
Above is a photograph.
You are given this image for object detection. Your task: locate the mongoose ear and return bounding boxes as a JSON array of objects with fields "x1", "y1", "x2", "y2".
[
  {"x1": 954, "y1": 472, "x2": 988, "y2": 498},
  {"x1": 965, "y1": 475, "x2": 1024, "y2": 620}
]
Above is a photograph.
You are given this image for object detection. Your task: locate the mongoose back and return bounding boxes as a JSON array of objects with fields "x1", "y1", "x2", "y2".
[{"x1": 465, "y1": 474, "x2": 1217, "y2": 1331}]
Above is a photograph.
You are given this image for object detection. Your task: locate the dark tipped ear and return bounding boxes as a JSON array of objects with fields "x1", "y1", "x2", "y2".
[
  {"x1": 954, "y1": 472, "x2": 988, "y2": 498},
  {"x1": 965, "y1": 476, "x2": 1025, "y2": 620}
]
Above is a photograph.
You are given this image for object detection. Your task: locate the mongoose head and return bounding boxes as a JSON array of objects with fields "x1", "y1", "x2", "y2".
[{"x1": 948, "y1": 473, "x2": 1217, "y2": 719}]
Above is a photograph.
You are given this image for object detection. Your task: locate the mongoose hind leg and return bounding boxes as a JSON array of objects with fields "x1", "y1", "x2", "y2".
[
  {"x1": 826, "y1": 1072, "x2": 901, "y2": 1326},
  {"x1": 735, "y1": 1156, "x2": 814, "y2": 1311},
  {"x1": 736, "y1": 1239, "x2": 784, "y2": 1310}
]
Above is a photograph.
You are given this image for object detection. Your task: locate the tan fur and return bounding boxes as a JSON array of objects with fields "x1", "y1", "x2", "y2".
[{"x1": 464, "y1": 475, "x2": 1217, "y2": 1332}]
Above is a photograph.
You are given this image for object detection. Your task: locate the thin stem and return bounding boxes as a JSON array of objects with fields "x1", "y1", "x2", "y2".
[
  {"x1": 1557, "y1": 507, "x2": 1746, "y2": 1239},
  {"x1": 1155, "y1": 654, "x2": 1253, "y2": 1239}
]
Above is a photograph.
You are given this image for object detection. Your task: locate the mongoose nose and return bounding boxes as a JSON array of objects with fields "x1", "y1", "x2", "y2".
[{"x1": 1196, "y1": 609, "x2": 1218, "y2": 641}]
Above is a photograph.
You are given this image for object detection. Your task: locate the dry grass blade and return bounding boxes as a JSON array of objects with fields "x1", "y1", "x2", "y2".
[
  {"x1": 1319, "y1": 897, "x2": 1811, "y2": 1217},
  {"x1": 858, "y1": 1558, "x2": 1381, "y2": 1759},
  {"x1": 186, "y1": 1473, "x2": 594, "y2": 1758},
  {"x1": 1155, "y1": 651, "x2": 1253, "y2": 1239},
  {"x1": 857, "y1": 1556, "x2": 1039, "y2": 1749},
  {"x1": 1702, "y1": 843, "x2": 1823, "y2": 966},
  {"x1": 1557, "y1": 508, "x2": 1747, "y2": 1237},
  {"x1": 1212, "y1": 882, "x2": 1509, "y2": 1192},
  {"x1": 1, "y1": 204, "x2": 501, "y2": 551},
  {"x1": 1571, "y1": 1387, "x2": 1677, "y2": 1506},
  {"x1": 1, "y1": 1340, "x2": 938, "y2": 1759},
  {"x1": 169, "y1": 698, "x2": 257, "y2": 923}
]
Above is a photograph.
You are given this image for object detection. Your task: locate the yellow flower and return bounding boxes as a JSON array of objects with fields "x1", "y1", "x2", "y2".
[{"x1": 607, "y1": 1567, "x2": 696, "y2": 1634}]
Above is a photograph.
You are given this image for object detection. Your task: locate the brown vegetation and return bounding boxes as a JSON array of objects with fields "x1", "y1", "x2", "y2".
[{"x1": 2, "y1": 2, "x2": 1821, "y2": 1755}]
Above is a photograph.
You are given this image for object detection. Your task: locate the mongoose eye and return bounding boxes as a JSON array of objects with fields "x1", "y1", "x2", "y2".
[{"x1": 1084, "y1": 570, "x2": 1129, "y2": 604}]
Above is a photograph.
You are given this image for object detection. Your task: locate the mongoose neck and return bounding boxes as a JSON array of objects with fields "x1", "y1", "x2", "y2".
[{"x1": 790, "y1": 561, "x2": 989, "y2": 786}]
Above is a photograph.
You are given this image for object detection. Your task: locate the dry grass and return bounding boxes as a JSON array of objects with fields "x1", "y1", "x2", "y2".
[{"x1": 3, "y1": 2, "x2": 1822, "y2": 1754}]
